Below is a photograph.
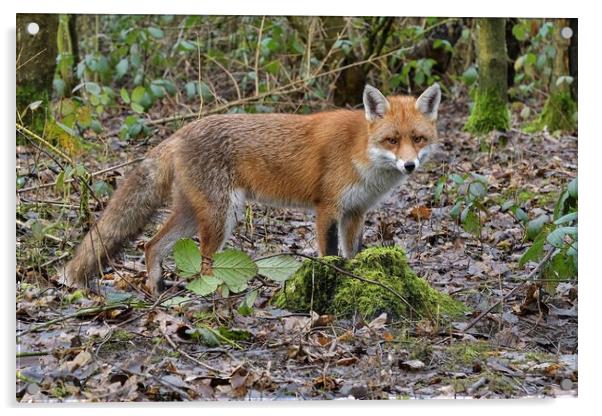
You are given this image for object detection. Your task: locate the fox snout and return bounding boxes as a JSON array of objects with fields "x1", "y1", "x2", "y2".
[{"x1": 396, "y1": 158, "x2": 418, "y2": 174}]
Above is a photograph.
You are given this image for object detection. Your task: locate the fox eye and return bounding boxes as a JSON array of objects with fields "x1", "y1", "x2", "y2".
[
  {"x1": 413, "y1": 136, "x2": 427, "y2": 144},
  {"x1": 386, "y1": 137, "x2": 398, "y2": 145}
]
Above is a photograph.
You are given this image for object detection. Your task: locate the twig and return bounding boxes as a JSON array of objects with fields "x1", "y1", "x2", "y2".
[
  {"x1": 161, "y1": 329, "x2": 225, "y2": 376},
  {"x1": 254, "y1": 16, "x2": 265, "y2": 97},
  {"x1": 17, "y1": 303, "x2": 129, "y2": 338},
  {"x1": 16, "y1": 351, "x2": 50, "y2": 358},
  {"x1": 461, "y1": 249, "x2": 555, "y2": 333},
  {"x1": 18, "y1": 157, "x2": 144, "y2": 194}
]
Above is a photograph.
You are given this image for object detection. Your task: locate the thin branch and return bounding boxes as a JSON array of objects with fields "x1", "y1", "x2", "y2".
[
  {"x1": 461, "y1": 248, "x2": 555, "y2": 333},
  {"x1": 17, "y1": 303, "x2": 129, "y2": 338},
  {"x1": 17, "y1": 157, "x2": 144, "y2": 194}
]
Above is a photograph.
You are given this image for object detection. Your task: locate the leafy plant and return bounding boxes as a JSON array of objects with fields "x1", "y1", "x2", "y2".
[
  {"x1": 172, "y1": 239, "x2": 302, "y2": 314},
  {"x1": 518, "y1": 177, "x2": 577, "y2": 284},
  {"x1": 436, "y1": 172, "x2": 491, "y2": 241}
]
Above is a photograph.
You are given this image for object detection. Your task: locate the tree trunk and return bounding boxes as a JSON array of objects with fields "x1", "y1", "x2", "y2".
[
  {"x1": 16, "y1": 13, "x2": 59, "y2": 132},
  {"x1": 536, "y1": 18, "x2": 577, "y2": 132},
  {"x1": 464, "y1": 18, "x2": 509, "y2": 135}
]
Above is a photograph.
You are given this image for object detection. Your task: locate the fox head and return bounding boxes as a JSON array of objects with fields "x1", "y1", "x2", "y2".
[{"x1": 363, "y1": 83, "x2": 441, "y2": 175}]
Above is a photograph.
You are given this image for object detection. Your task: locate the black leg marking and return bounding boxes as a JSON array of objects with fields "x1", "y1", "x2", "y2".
[
  {"x1": 354, "y1": 227, "x2": 364, "y2": 255},
  {"x1": 326, "y1": 221, "x2": 339, "y2": 256}
]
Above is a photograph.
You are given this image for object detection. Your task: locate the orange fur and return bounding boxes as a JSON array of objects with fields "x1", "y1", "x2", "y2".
[{"x1": 62, "y1": 84, "x2": 441, "y2": 295}]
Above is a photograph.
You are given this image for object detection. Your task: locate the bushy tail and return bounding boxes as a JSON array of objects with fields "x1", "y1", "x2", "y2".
[{"x1": 62, "y1": 143, "x2": 175, "y2": 289}]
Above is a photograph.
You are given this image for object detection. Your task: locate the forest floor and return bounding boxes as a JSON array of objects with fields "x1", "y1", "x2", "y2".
[{"x1": 16, "y1": 98, "x2": 578, "y2": 401}]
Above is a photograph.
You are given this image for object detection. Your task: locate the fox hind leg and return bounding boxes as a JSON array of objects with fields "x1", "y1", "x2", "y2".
[
  {"x1": 191, "y1": 189, "x2": 246, "y2": 275},
  {"x1": 144, "y1": 197, "x2": 197, "y2": 294}
]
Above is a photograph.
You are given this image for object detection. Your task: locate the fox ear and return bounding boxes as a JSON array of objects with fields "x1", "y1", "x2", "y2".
[
  {"x1": 415, "y1": 83, "x2": 441, "y2": 120},
  {"x1": 363, "y1": 84, "x2": 390, "y2": 122}
]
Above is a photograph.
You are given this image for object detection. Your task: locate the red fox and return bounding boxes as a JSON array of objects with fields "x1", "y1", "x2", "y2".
[{"x1": 62, "y1": 83, "x2": 441, "y2": 295}]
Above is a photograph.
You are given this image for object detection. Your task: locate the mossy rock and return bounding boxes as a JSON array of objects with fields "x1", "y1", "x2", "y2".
[{"x1": 273, "y1": 246, "x2": 468, "y2": 321}]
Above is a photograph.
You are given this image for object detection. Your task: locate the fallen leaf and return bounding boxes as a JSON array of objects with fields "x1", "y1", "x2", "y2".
[
  {"x1": 336, "y1": 356, "x2": 358, "y2": 366},
  {"x1": 400, "y1": 359, "x2": 425, "y2": 371},
  {"x1": 410, "y1": 206, "x2": 432, "y2": 221},
  {"x1": 66, "y1": 351, "x2": 92, "y2": 372}
]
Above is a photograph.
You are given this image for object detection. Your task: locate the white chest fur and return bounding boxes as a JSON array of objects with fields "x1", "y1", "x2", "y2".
[{"x1": 340, "y1": 163, "x2": 404, "y2": 213}]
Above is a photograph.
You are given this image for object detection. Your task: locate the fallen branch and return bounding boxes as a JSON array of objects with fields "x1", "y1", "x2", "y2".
[{"x1": 461, "y1": 248, "x2": 555, "y2": 333}]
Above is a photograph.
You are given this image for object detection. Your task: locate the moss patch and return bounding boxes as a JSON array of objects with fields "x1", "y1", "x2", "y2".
[
  {"x1": 273, "y1": 246, "x2": 468, "y2": 321},
  {"x1": 464, "y1": 88, "x2": 510, "y2": 135},
  {"x1": 529, "y1": 90, "x2": 577, "y2": 133}
]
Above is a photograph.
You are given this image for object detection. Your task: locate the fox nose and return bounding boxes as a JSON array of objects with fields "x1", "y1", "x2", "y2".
[{"x1": 404, "y1": 161, "x2": 416, "y2": 172}]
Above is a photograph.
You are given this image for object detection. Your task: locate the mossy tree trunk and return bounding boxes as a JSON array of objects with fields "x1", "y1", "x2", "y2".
[
  {"x1": 536, "y1": 18, "x2": 577, "y2": 132},
  {"x1": 16, "y1": 13, "x2": 59, "y2": 133},
  {"x1": 464, "y1": 18, "x2": 510, "y2": 135}
]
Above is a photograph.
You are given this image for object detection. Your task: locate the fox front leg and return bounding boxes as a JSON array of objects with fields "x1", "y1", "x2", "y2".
[
  {"x1": 315, "y1": 204, "x2": 340, "y2": 256},
  {"x1": 339, "y1": 211, "x2": 365, "y2": 258}
]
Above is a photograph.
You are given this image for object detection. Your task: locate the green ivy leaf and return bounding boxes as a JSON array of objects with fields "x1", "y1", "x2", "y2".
[
  {"x1": 513, "y1": 207, "x2": 529, "y2": 224},
  {"x1": 115, "y1": 58, "x2": 129, "y2": 79},
  {"x1": 212, "y1": 250, "x2": 257, "y2": 293},
  {"x1": 519, "y1": 234, "x2": 545, "y2": 267},
  {"x1": 461, "y1": 208, "x2": 480, "y2": 236},
  {"x1": 256, "y1": 255, "x2": 302, "y2": 282},
  {"x1": 161, "y1": 296, "x2": 191, "y2": 307},
  {"x1": 526, "y1": 215, "x2": 549, "y2": 241},
  {"x1": 450, "y1": 174, "x2": 465, "y2": 185},
  {"x1": 85, "y1": 82, "x2": 101, "y2": 96},
  {"x1": 173, "y1": 238, "x2": 202, "y2": 277},
  {"x1": 147, "y1": 27, "x2": 165, "y2": 39},
  {"x1": 568, "y1": 177, "x2": 577, "y2": 199},
  {"x1": 130, "y1": 102, "x2": 144, "y2": 114},
  {"x1": 450, "y1": 201, "x2": 462, "y2": 219},
  {"x1": 120, "y1": 88, "x2": 131, "y2": 104},
  {"x1": 131, "y1": 86, "x2": 147, "y2": 104},
  {"x1": 238, "y1": 290, "x2": 258, "y2": 316},
  {"x1": 546, "y1": 227, "x2": 577, "y2": 248},
  {"x1": 554, "y1": 212, "x2": 577, "y2": 225},
  {"x1": 462, "y1": 66, "x2": 478, "y2": 85}
]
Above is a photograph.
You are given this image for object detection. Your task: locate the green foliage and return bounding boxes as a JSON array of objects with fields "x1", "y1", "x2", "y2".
[
  {"x1": 256, "y1": 255, "x2": 302, "y2": 282},
  {"x1": 530, "y1": 90, "x2": 577, "y2": 133},
  {"x1": 510, "y1": 21, "x2": 555, "y2": 99},
  {"x1": 172, "y1": 239, "x2": 301, "y2": 313},
  {"x1": 274, "y1": 246, "x2": 468, "y2": 320},
  {"x1": 437, "y1": 173, "x2": 491, "y2": 241},
  {"x1": 518, "y1": 177, "x2": 577, "y2": 285}
]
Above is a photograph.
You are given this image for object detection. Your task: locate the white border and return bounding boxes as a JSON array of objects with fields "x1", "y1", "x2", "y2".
[{"x1": 3, "y1": 1, "x2": 598, "y2": 415}]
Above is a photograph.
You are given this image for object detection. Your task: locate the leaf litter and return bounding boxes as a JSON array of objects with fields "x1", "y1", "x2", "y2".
[{"x1": 16, "y1": 99, "x2": 577, "y2": 401}]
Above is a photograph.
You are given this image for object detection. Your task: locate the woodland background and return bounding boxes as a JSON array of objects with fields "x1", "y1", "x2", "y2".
[{"x1": 16, "y1": 15, "x2": 577, "y2": 401}]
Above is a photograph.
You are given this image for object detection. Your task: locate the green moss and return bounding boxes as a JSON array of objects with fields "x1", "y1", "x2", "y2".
[
  {"x1": 273, "y1": 246, "x2": 468, "y2": 320},
  {"x1": 273, "y1": 255, "x2": 346, "y2": 313},
  {"x1": 445, "y1": 341, "x2": 492, "y2": 368},
  {"x1": 464, "y1": 88, "x2": 510, "y2": 135},
  {"x1": 530, "y1": 90, "x2": 577, "y2": 133}
]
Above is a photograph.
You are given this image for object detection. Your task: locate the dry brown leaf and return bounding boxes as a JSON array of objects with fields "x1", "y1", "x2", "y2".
[{"x1": 410, "y1": 206, "x2": 432, "y2": 221}]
